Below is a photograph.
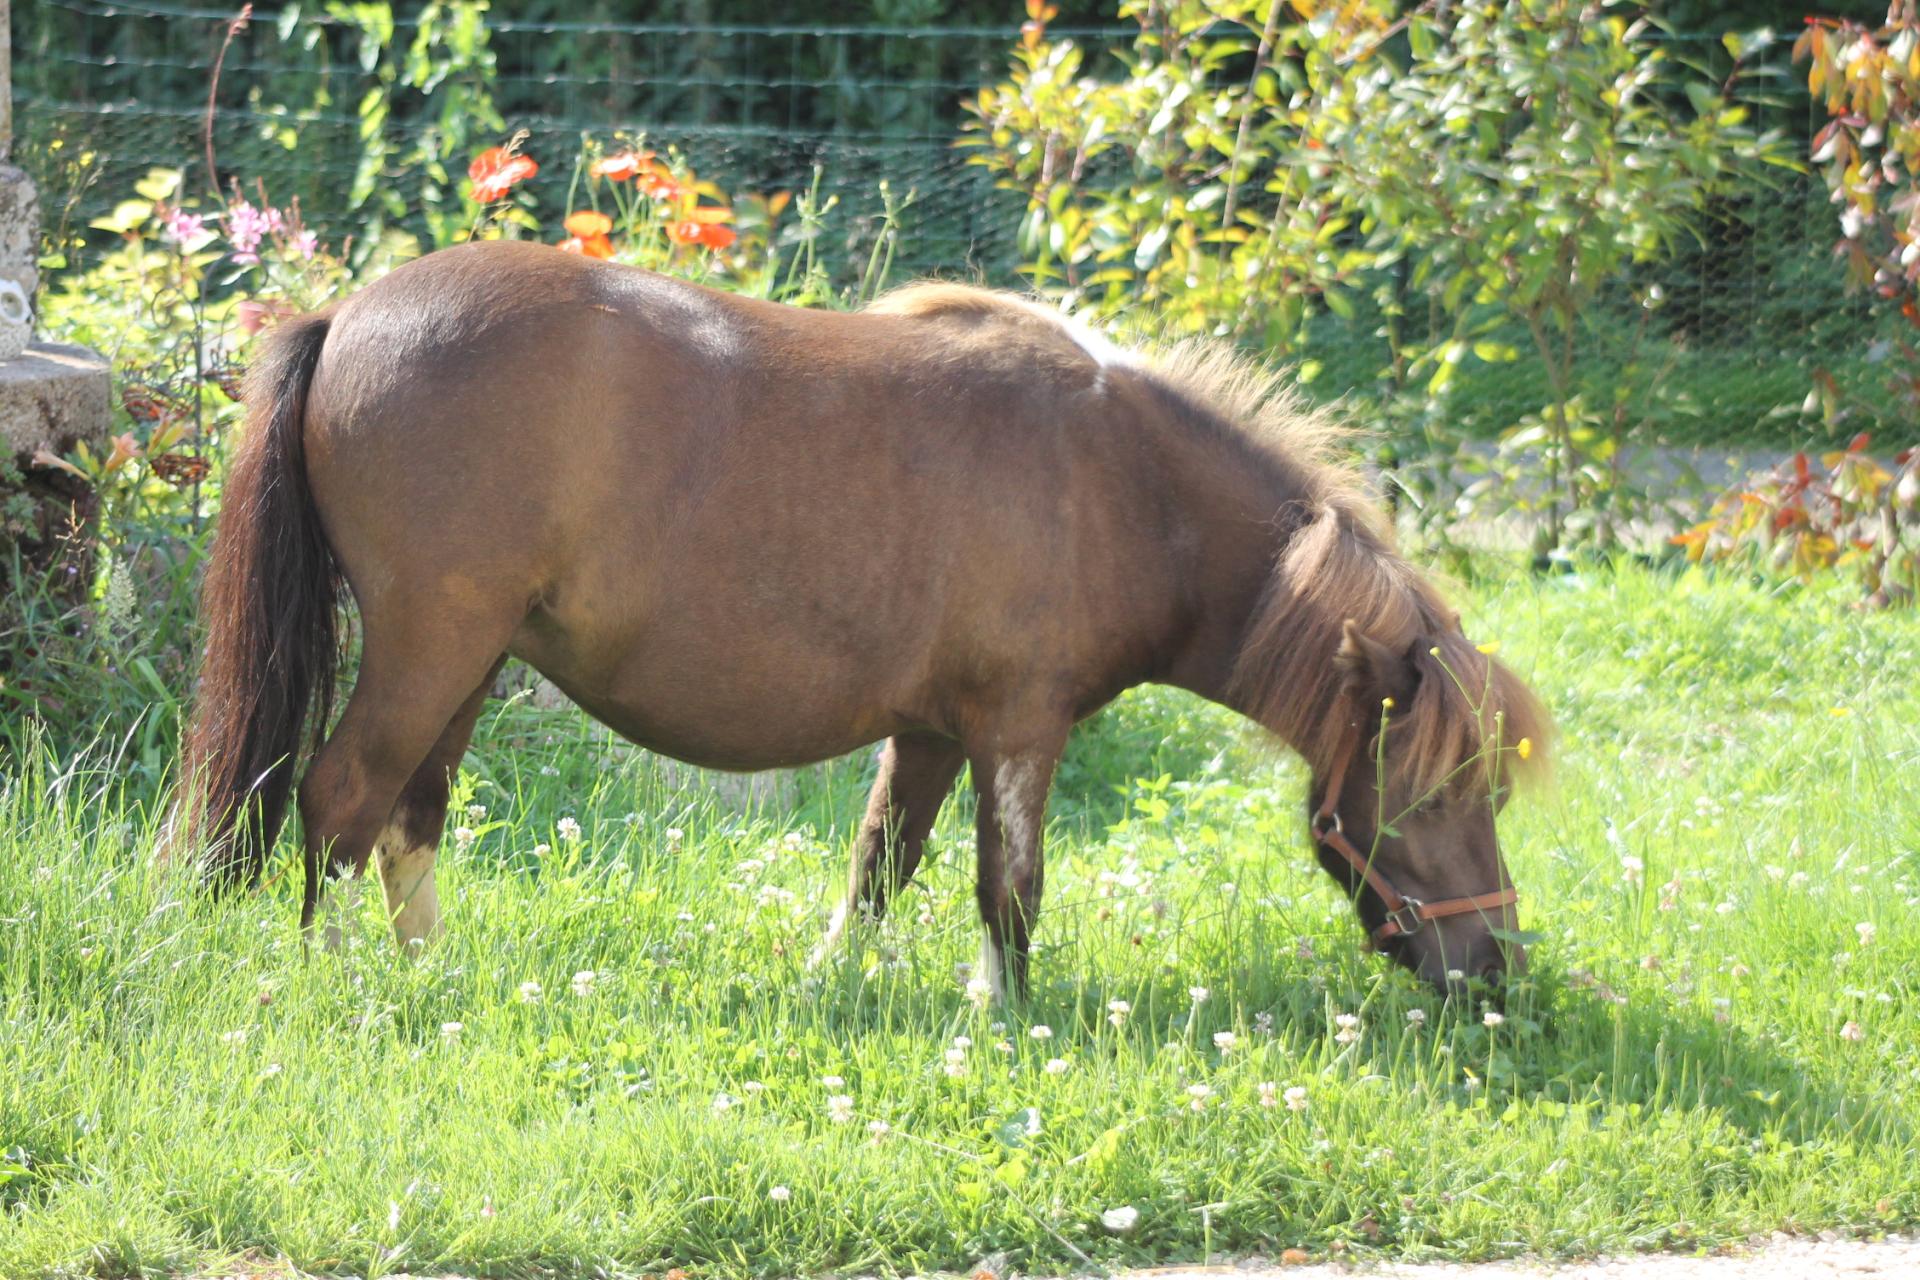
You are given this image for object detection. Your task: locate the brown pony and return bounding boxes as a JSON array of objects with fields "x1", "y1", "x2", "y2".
[{"x1": 176, "y1": 240, "x2": 1547, "y2": 996}]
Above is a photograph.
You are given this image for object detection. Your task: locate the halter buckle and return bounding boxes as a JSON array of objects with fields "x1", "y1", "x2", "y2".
[{"x1": 1383, "y1": 899, "x2": 1426, "y2": 938}]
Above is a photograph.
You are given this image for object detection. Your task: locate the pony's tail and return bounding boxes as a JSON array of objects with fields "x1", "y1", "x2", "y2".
[{"x1": 173, "y1": 310, "x2": 340, "y2": 889}]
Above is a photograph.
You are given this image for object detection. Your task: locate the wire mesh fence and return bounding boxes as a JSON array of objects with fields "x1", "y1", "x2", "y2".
[{"x1": 12, "y1": 0, "x2": 1894, "y2": 444}]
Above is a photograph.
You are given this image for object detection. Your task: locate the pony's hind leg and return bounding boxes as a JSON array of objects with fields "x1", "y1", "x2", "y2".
[
  {"x1": 969, "y1": 731, "x2": 1068, "y2": 1003},
  {"x1": 812, "y1": 731, "x2": 965, "y2": 965},
  {"x1": 298, "y1": 610, "x2": 514, "y2": 946},
  {"x1": 374, "y1": 659, "x2": 506, "y2": 947}
]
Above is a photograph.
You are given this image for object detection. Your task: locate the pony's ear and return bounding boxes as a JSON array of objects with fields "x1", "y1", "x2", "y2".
[{"x1": 1336, "y1": 618, "x2": 1418, "y2": 709}]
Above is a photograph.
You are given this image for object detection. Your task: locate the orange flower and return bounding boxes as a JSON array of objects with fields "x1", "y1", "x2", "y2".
[
  {"x1": 469, "y1": 146, "x2": 539, "y2": 203},
  {"x1": 558, "y1": 233, "x2": 614, "y2": 259},
  {"x1": 590, "y1": 150, "x2": 654, "y2": 181},
  {"x1": 637, "y1": 165, "x2": 682, "y2": 202},
  {"x1": 564, "y1": 210, "x2": 614, "y2": 238},
  {"x1": 668, "y1": 217, "x2": 736, "y2": 251}
]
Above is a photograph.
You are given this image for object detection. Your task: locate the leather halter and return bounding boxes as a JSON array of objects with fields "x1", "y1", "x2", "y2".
[{"x1": 1310, "y1": 723, "x2": 1518, "y2": 945}]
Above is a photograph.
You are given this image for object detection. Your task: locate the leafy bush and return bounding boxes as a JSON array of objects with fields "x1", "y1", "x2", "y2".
[
  {"x1": 1670, "y1": 3, "x2": 1920, "y2": 606},
  {"x1": 965, "y1": 0, "x2": 1790, "y2": 554},
  {"x1": 1673, "y1": 435, "x2": 1920, "y2": 607}
]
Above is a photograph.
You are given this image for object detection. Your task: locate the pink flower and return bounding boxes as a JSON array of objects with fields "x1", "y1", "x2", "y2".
[
  {"x1": 226, "y1": 199, "x2": 286, "y2": 264},
  {"x1": 162, "y1": 207, "x2": 207, "y2": 245}
]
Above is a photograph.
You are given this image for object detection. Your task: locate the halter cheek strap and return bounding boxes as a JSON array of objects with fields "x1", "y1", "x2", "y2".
[{"x1": 1310, "y1": 726, "x2": 1518, "y2": 945}]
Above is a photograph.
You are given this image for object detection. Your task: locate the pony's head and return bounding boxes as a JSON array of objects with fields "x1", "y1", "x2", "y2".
[
  {"x1": 1226, "y1": 488, "x2": 1550, "y2": 992},
  {"x1": 1314, "y1": 619, "x2": 1547, "y2": 991}
]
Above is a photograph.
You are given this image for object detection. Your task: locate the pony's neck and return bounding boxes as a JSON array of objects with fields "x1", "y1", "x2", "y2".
[{"x1": 1156, "y1": 452, "x2": 1353, "y2": 772}]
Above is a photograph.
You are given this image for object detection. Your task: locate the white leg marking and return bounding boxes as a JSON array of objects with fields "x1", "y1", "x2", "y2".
[
  {"x1": 980, "y1": 927, "x2": 1007, "y2": 1005},
  {"x1": 808, "y1": 900, "x2": 851, "y2": 971},
  {"x1": 375, "y1": 823, "x2": 442, "y2": 947}
]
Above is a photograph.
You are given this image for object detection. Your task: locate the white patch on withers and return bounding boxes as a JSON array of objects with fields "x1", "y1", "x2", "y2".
[
  {"x1": 1054, "y1": 307, "x2": 1134, "y2": 371},
  {"x1": 1012, "y1": 299, "x2": 1135, "y2": 378},
  {"x1": 374, "y1": 824, "x2": 442, "y2": 947}
]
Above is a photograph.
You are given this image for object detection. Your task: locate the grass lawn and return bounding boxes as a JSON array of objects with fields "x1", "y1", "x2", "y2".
[{"x1": 1, "y1": 562, "x2": 1916, "y2": 1279}]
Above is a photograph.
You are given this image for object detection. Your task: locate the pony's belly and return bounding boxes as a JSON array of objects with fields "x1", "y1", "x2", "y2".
[{"x1": 510, "y1": 637, "x2": 921, "y2": 772}]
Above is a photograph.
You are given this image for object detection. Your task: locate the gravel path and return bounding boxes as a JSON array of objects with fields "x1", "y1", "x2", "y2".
[{"x1": 1111, "y1": 1237, "x2": 1920, "y2": 1279}]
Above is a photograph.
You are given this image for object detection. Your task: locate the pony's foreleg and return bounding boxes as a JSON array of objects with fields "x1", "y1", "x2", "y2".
[
  {"x1": 970, "y1": 733, "x2": 1067, "y2": 1003},
  {"x1": 811, "y1": 731, "x2": 965, "y2": 967},
  {"x1": 375, "y1": 661, "x2": 504, "y2": 947}
]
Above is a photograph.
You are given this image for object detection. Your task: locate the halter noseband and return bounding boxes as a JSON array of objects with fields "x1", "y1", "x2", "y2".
[{"x1": 1310, "y1": 724, "x2": 1518, "y2": 945}]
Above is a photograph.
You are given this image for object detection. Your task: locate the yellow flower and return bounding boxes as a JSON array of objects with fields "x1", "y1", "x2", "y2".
[
  {"x1": 1516, "y1": 737, "x2": 1533, "y2": 761},
  {"x1": 1476, "y1": 640, "x2": 1500, "y2": 655},
  {"x1": 1381, "y1": 696, "x2": 1395, "y2": 710}
]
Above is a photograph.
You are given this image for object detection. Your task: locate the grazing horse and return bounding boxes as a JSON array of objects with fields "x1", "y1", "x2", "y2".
[{"x1": 176, "y1": 240, "x2": 1547, "y2": 997}]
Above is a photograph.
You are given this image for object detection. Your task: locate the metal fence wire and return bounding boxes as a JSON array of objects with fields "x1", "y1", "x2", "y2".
[{"x1": 14, "y1": 0, "x2": 1897, "y2": 443}]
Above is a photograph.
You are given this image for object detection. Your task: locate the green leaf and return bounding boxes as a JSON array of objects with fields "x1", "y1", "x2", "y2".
[{"x1": 1134, "y1": 223, "x2": 1170, "y2": 272}]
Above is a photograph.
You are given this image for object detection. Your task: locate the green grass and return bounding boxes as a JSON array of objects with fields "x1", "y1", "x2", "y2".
[{"x1": 2, "y1": 562, "x2": 1917, "y2": 1279}]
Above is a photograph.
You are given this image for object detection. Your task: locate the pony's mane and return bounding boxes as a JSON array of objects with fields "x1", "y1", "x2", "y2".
[
  {"x1": 1142, "y1": 341, "x2": 1551, "y2": 798},
  {"x1": 866, "y1": 287, "x2": 1549, "y2": 795}
]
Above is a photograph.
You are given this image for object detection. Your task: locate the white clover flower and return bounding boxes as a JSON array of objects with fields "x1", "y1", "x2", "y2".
[
  {"x1": 1258, "y1": 1081, "x2": 1278, "y2": 1108},
  {"x1": 1254, "y1": 1011, "x2": 1274, "y2": 1035},
  {"x1": 440, "y1": 1021, "x2": 463, "y2": 1040},
  {"x1": 1406, "y1": 1008, "x2": 1427, "y2": 1026},
  {"x1": 570, "y1": 970, "x2": 598, "y2": 997},
  {"x1": 1189, "y1": 985, "x2": 1211, "y2": 1005},
  {"x1": 1446, "y1": 968, "x2": 1465, "y2": 982},
  {"x1": 995, "y1": 1040, "x2": 1014, "y2": 1055},
  {"x1": 466, "y1": 803, "x2": 488, "y2": 821},
  {"x1": 1840, "y1": 1020, "x2": 1865, "y2": 1043},
  {"x1": 532, "y1": 843, "x2": 552, "y2": 858},
  {"x1": 712, "y1": 1091, "x2": 739, "y2": 1114},
  {"x1": 1482, "y1": 1010, "x2": 1505, "y2": 1028},
  {"x1": 1284, "y1": 1085, "x2": 1309, "y2": 1112},
  {"x1": 1029, "y1": 1024, "x2": 1053, "y2": 1041},
  {"x1": 557, "y1": 816, "x2": 582, "y2": 842},
  {"x1": 742, "y1": 1080, "x2": 766, "y2": 1095},
  {"x1": 518, "y1": 980, "x2": 543, "y2": 1003},
  {"x1": 1856, "y1": 922, "x2": 1878, "y2": 946},
  {"x1": 769, "y1": 1185, "x2": 791, "y2": 1202},
  {"x1": 1333, "y1": 1012, "x2": 1361, "y2": 1045},
  {"x1": 1620, "y1": 855, "x2": 1644, "y2": 885},
  {"x1": 943, "y1": 1050, "x2": 968, "y2": 1078},
  {"x1": 827, "y1": 1094, "x2": 854, "y2": 1123},
  {"x1": 1044, "y1": 1057, "x2": 1070, "y2": 1075},
  {"x1": 1185, "y1": 1083, "x2": 1213, "y2": 1111},
  {"x1": 1213, "y1": 1030, "x2": 1237, "y2": 1054},
  {"x1": 952, "y1": 1035, "x2": 973, "y2": 1050},
  {"x1": 867, "y1": 1119, "x2": 891, "y2": 1139},
  {"x1": 1107, "y1": 999, "x2": 1131, "y2": 1028},
  {"x1": 821, "y1": 1075, "x2": 845, "y2": 1088},
  {"x1": 966, "y1": 976, "x2": 993, "y2": 1008},
  {"x1": 453, "y1": 826, "x2": 476, "y2": 850},
  {"x1": 220, "y1": 1028, "x2": 248, "y2": 1046},
  {"x1": 1102, "y1": 1205, "x2": 1140, "y2": 1234}
]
